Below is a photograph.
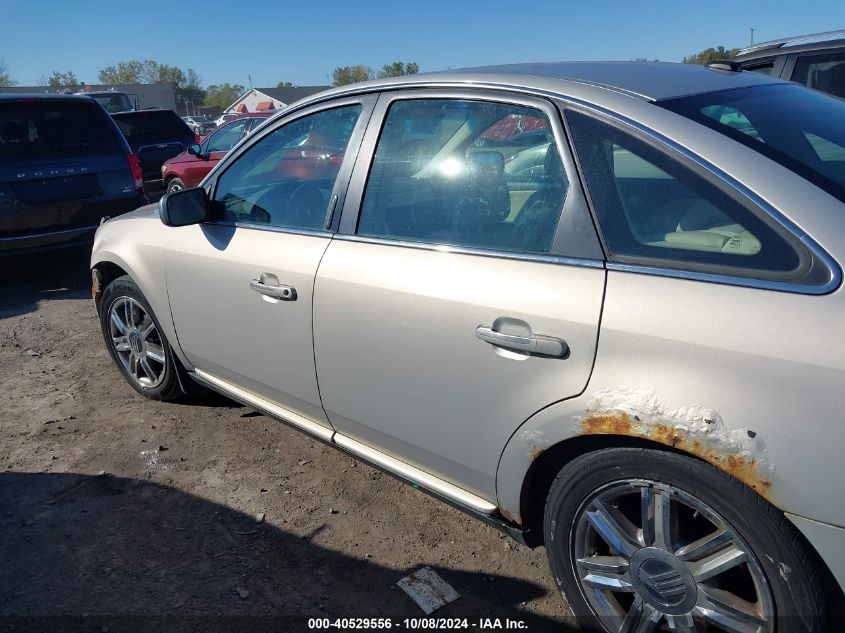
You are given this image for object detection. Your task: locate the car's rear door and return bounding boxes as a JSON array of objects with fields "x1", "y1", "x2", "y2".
[
  {"x1": 166, "y1": 95, "x2": 375, "y2": 436},
  {"x1": 313, "y1": 90, "x2": 606, "y2": 500}
]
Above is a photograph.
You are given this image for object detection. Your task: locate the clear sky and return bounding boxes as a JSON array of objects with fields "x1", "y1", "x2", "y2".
[{"x1": 2, "y1": 0, "x2": 844, "y2": 88}]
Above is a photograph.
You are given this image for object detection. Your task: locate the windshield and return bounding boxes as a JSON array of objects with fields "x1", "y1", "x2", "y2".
[{"x1": 659, "y1": 84, "x2": 845, "y2": 204}]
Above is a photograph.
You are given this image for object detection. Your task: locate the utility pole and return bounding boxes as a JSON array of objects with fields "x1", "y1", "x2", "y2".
[{"x1": 750, "y1": 27, "x2": 756, "y2": 46}]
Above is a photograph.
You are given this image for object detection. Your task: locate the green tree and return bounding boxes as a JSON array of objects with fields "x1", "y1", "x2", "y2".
[
  {"x1": 0, "y1": 58, "x2": 16, "y2": 87},
  {"x1": 40, "y1": 70, "x2": 79, "y2": 88},
  {"x1": 378, "y1": 61, "x2": 419, "y2": 78},
  {"x1": 277, "y1": 81, "x2": 295, "y2": 87},
  {"x1": 98, "y1": 60, "x2": 206, "y2": 112},
  {"x1": 331, "y1": 65, "x2": 374, "y2": 86},
  {"x1": 205, "y1": 83, "x2": 246, "y2": 110},
  {"x1": 682, "y1": 46, "x2": 740, "y2": 65},
  {"x1": 98, "y1": 60, "x2": 145, "y2": 84}
]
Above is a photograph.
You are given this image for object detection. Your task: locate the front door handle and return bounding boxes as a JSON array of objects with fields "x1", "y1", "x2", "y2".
[
  {"x1": 249, "y1": 273, "x2": 297, "y2": 301},
  {"x1": 475, "y1": 325, "x2": 568, "y2": 357}
]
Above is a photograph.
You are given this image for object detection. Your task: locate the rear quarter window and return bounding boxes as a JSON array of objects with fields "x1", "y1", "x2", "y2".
[
  {"x1": 0, "y1": 100, "x2": 122, "y2": 160},
  {"x1": 565, "y1": 109, "x2": 817, "y2": 284}
]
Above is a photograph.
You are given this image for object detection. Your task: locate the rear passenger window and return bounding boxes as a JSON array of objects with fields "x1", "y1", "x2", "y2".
[
  {"x1": 357, "y1": 99, "x2": 568, "y2": 254},
  {"x1": 566, "y1": 110, "x2": 805, "y2": 279}
]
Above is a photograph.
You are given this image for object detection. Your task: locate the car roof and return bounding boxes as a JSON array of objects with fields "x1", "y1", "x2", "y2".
[
  {"x1": 0, "y1": 93, "x2": 98, "y2": 103},
  {"x1": 309, "y1": 62, "x2": 782, "y2": 104},
  {"x1": 733, "y1": 29, "x2": 845, "y2": 61}
]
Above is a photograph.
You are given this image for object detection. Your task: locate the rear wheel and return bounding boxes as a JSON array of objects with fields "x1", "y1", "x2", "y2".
[
  {"x1": 99, "y1": 275, "x2": 183, "y2": 401},
  {"x1": 544, "y1": 447, "x2": 838, "y2": 632},
  {"x1": 166, "y1": 177, "x2": 186, "y2": 194}
]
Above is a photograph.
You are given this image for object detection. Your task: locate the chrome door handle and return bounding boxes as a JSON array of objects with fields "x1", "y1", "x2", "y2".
[
  {"x1": 475, "y1": 325, "x2": 568, "y2": 357},
  {"x1": 249, "y1": 273, "x2": 297, "y2": 301}
]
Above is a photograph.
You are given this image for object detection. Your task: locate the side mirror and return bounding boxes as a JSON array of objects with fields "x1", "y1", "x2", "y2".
[
  {"x1": 187, "y1": 143, "x2": 202, "y2": 156},
  {"x1": 159, "y1": 187, "x2": 210, "y2": 227}
]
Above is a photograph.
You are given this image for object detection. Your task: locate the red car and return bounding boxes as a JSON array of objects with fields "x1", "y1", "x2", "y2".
[{"x1": 161, "y1": 113, "x2": 272, "y2": 192}]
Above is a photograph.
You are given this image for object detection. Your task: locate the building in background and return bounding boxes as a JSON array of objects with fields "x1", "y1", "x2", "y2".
[
  {"x1": 225, "y1": 86, "x2": 330, "y2": 114},
  {"x1": 0, "y1": 83, "x2": 177, "y2": 111}
]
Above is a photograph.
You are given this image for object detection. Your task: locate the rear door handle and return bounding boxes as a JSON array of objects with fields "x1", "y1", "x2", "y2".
[
  {"x1": 249, "y1": 273, "x2": 297, "y2": 301},
  {"x1": 475, "y1": 325, "x2": 568, "y2": 357}
]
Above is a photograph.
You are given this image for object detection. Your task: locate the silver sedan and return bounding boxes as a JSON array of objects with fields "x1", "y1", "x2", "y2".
[{"x1": 92, "y1": 62, "x2": 845, "y2": 632}]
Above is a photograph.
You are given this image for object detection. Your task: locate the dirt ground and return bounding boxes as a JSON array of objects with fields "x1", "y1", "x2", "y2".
[{"x1": 0, "y1": 247, "x2": 578, "y2": 632}]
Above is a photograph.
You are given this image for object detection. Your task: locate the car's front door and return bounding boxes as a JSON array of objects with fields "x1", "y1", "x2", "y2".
[
  {"x1": 166, "y1": 97, "x2": 374, "y2": 433},
  {"x1": 313, "y1": 92, "x2": 606, "y2": 499}
]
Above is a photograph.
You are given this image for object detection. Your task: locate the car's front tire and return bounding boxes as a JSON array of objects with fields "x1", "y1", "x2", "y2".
[
  {"x1": 544, "y1": 447, "x2": 839, "y2": 633},
  {"x1": 99, "y1": 275, "x2": 183, "y2": 401},
  {"x1": 166, "y1": 177, "x2": 186, "y2": 194}
]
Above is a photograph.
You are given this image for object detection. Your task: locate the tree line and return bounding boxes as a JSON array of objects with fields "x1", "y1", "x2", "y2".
[
  {"x1": 0, "y1": 58, "x2": 422, "y2": 111},
  {"x1": 0, "y1": 48, "x2": 742, "y2": 96}
]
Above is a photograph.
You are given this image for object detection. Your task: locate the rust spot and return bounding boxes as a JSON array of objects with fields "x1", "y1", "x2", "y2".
[
  {"x1": 581, "y1": 413, "x2": 633, "y2": 436},
  {"x1": 530, "y1": 446, "x2": 545, "y2": 461},
  {"x1": 579, "y1": 414, "x2": 773, "y2": 497},
  {"x1": 498, "y1": 506, "x2": 521, "y2": 526}
]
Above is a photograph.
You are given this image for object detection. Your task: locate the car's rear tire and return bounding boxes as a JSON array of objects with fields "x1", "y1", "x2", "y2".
[
  {"x1": 99, "y1": 275, "x2": 184, "y2": 401},
  {"x1": 166, "y1": 178, "x2": 186, "y2": 194},
  {"x1": 544, "y1": 447, "x2": 840, "y2": 633}
]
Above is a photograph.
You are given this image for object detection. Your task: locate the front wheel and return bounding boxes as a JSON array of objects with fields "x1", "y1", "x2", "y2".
[
  {"x1": 544, "y1": 447, "x2": 838, "y2": 632},
  {"x1": 166, "y1": 177, "x2": 186, "y2": 194},
  {"x1": 99, "y1": 275, "x2": 184, "y2": 401}
]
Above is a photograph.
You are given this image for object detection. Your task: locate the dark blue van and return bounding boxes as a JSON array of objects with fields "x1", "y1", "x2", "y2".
[{"x1": 0, "y1": 94, "x2": 146, "y2": 255}]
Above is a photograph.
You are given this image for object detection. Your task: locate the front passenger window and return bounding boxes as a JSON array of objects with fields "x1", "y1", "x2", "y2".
[{"x1": 212, "y1": 105, "x2": 362, "y2": 230}]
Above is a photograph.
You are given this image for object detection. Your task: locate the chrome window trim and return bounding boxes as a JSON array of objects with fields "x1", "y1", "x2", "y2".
[
  {"x1": 210, "y1": 78, "x2": 839, "y2": 294},
  {"x1": 202, "y1": 220, "x2": 333, "y2": 239},
  {"x1": 558, "y1": 99, "x2": 843, "y2": 296},
  {"x1": 333, "y1": 233, "x2": 604, "y2": 269}
]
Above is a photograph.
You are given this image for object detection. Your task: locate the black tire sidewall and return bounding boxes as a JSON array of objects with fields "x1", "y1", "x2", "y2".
[
  {"x1": 544, "y1": 447, "x2": 823, "y2": 633},
  {"x1": 167, "y1": 178, "x2": 185, "y2": 193},
  {"x1": 99, "y1": 275, "x2": 181, "y2": 401}
]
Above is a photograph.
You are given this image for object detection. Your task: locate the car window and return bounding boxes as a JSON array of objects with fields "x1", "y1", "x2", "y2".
[
  {"x1": 0, "y1": 100, "x2": 121, "y2": 160},
  {"x1": 700, "y1": 105, "x2": 763, "y2": 142},
  {"x1": 211, "y1": 104, "x2": 362, "y2": 230},
  {"x1": 357, "y1": 99, "x2": 568, "y2": 254},
  {"x1": 791, "y1": 51, "x2": 845, "y2": 99},
  {"x1": 566, "y1": 109, "x2": 805, "y2": 279},
  {"x1": 205, "y1": 120, "x2": 249, "y2": 153},
  {"x1": 113, "y1": 111, "x2": 192, "y2": 141},
  {"x1": 660, "y1": 84, "x2": 845, "y2": 204},
  {"x1": 746, "y1": 63, "x2": 774, "y2": 76}
]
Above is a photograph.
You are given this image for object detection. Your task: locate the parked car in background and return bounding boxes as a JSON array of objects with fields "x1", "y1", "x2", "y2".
[
  {"x1": 213, "y1": 112, "x2": 239, "y2": 127},
  {"x1": 162, "y1": 113, "x2": 271, "y2": 193},
  {"x1": 732, "y1": 28, "x2": 845, "y2": 99},
  {"x1": 79, "y1": 90, "x2": 140, "y2": 113},
  {"x1": 181, "y1": 115, "x2": 216, "y2": 137},
  {"x1": 0, "y1": 94, "x2": 145, "y2": 255},
  {"x1": 112, "y1": 109, "x2": 196, "y2": 191},
  {"x1": 92, "y1": 63, "x2": 845, "y2": 632}
]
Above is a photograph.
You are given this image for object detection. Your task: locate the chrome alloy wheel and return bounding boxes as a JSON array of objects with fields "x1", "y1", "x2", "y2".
[
  {"x1": 572, "y1": 480, "x2": 774, "y2": 633},
  {"x1": 108, "y1": 297, "x2": 167, "y2": 389},
  {"x1": 167, "y1": 180, "x2": 183, "y2": 193}
]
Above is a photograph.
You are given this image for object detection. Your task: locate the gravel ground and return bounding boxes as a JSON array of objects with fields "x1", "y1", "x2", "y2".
[{"x1": 0, "y1": 247, "x2": 578, "y2": 632}]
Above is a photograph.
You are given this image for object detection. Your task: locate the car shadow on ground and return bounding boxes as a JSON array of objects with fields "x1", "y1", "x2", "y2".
[
  {"x1": 0, "y1": 472, "x2": 577, "y2": 633},
  {"x1": 0, "y1": 246, "x2": 92, "y2": 319}
]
